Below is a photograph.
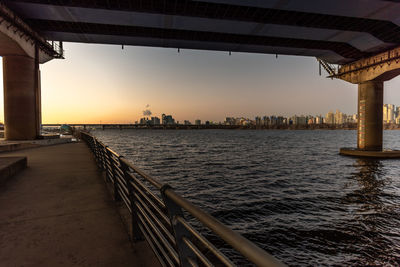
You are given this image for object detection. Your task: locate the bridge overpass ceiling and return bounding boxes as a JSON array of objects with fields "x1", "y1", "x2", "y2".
[
  {"x1": 3, "y1": 0, "x2": 400, "y2": 65},
  {"x1": 0, "y1": 7, "x2": 54, "y2": 63},
  {"x1": 41, "y1": 31, "x2": 349, "y2": 62},
  {"x1": 204, "y1": 0, "x2": 400, "y2": 22},
  {"x1": 4, "y1": 3, "x2": 391, "y2": 57}
]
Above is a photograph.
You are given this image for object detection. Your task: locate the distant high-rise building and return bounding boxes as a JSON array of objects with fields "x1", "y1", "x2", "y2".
[
  {"x1": 298, "y1": 116, "x2": 307, "y2": 125},
  {"x1": 396, "y1": 114, "x2": 400, "y2": 124},
  {"x1": 325, "y1": 111, "x2": 334, "y2": 124},
  {"x1": 352, "y1": 114, "x2": 357, "y2": 123},
  {"x1": 184, "y1": 120, "x2": 191, "y2": 125},
  {"x1": 168, "y1": 116, "x2": 175, "y2": 124},
  {"x1": 334, "y1": 109, "x2": 346, "y2": 124},
  {"x1": 225, "y1": 117, "x2": 235, "y2": 125},
  {"x1": 255, "y1": 116, "x2": 262, "y2": 126},
  {"x1": 162, "y1": 114, "x2": 166, "y2": 125},
  {"x1": 262, "y1": 116, "x2": 269, "y2": 126},
  {"x1": 291, "y1": 115, "x2": 307, "y2": 125},
  {"x1": 270, "y1": 116, "x2": 278, "y2": 125},
  {"x1": 195, "y1": 119, "x2": 201, "y2": 125},
  {"x1": 151, "y1": 117, "x2": 160, "y2": 125},
  {"x1": 388, "y1": 104, "x2": 395, "y2": 123},
  {"x1": 383, "y1": 104, "x2": 395, "y2": 124},
  {"x1": 383, "y1": 104, "x2": 388, "y2": 123},
  {"x1": 162, "y1": 114, "x2": 175, "y2": 125},
  {"x1": 396, "y1": 106, "x2": 400, "y2": 119},
  {"x1": 315, "y1": 115, "x2": 323, "y2": 124},
  {"x1": 276, "y1": 116, "x2": 286, "y2": 125},
  {"x1": 140, "y1": 117, "x2": 149, "y2": 124}
]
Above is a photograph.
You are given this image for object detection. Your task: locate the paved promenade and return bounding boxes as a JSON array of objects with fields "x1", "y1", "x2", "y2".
[{"x1": 0, "y1": 142, "x2": 158, "y2": 266}]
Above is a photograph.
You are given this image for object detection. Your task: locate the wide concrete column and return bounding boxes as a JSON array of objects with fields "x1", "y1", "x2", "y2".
[
  {"x1": 3, "y1": 55, "x2": 40, "y2": 140},
  {"x1": 357, "y1": 81, "x2": 383, "y2": 151}
]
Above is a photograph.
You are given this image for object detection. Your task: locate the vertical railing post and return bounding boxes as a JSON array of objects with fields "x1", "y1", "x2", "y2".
[
  {"x1": 161, "y1": 185, "x2": 197, "y2": 267},
  {"x1": 99, "y1": 144, "x2": 104, "y2": 171},
  {"x1": 90, "y1": 135, "x2": 95, "y2": 153},
  {"x1": 95, "y1": 139, "x2": 103, "y2": 170},
  {"x1": 84, "y1": 134, "x2": 89, "y2": 150},
  {"x1": 98, "y1": 144, "x2": 106, "y2": 175},
  {"x1": 120, "y1": 157, "x2": 144, "y2": 241},
  {"x1": 97, "y1": 141, "x2": 102, "y2": 169},
  {"x1": 93, "y1": 138, "x2": 99, "y2": 166},
  {"x1": 104, "y1": 145, "x2": 112, "y2": 182},
  {"x1": 93, "y1": 137, "x2": 102, "y2": 169},
  {"x1": 108, "y1": 149, "x2": 121, "y2": 202},
  {"x1": 99, "y1": 142, "x2": 105, "y2": 170},
  {"x1": 91, "y1": 136, "x2": 95, "y2": 153}
]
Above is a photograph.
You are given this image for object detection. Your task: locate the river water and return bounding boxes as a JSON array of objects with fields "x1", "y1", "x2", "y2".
[{"x1": 93, "y1": 129, "x2": 400, "y2": 266}]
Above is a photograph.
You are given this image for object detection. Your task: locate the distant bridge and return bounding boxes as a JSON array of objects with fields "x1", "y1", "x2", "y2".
[
  {"x1": 44, "y1": 123, "x2": 248, "y2": 130},
  {"x1": 42, "y1": 123, "x2": 360, "y2": 131}
]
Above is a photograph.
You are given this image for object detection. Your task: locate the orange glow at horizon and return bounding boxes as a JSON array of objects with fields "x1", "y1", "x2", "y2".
[
  {"x1": 9, "y1": 42, "x2": 400, "y2": 125},
  {"x1": 37, "y1": 43, "x2": 275, "y2": 124}
]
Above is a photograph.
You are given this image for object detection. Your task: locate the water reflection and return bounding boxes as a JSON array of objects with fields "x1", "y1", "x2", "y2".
[
  {"x1": 343, "y1": 159, "x2": 399, "y2": 265},
  {"x1": 351, "y1": 159, "x2": 385, "y2": 206}
]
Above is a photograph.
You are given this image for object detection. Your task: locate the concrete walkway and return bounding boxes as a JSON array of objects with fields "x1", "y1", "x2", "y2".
[{"x1": 0, "y1": 142, "x2": 158, "y2": 266}]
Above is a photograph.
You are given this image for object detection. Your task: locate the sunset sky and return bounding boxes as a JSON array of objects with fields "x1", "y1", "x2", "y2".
[{"x1": 1, "y1": 42, "x2": 400, "y2": 124}]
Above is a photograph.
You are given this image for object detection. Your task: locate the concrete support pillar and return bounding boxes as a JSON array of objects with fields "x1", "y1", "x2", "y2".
[
  {"x1": 3, "y1": 55, "x2": 40, "y2": 140},
  {"x1": 357, "y1": 81, "x2": 383, "y2": 151}
]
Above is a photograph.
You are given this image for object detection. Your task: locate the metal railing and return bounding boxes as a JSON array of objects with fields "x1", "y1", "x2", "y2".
[
  {"x1": 80, "y1": 132, "x2": 284, "y2": 267},
  {"x1": 0, "y1": 3, "x2": 64, "y2": 59},
  {"x1": 46, "y1": 40, "x2": 64, "y2": 58}
]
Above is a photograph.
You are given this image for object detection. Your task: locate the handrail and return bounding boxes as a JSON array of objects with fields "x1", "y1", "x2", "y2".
[
  {"x1": 79, "y1": 131, "x2": 285, "y2": 267},
  {"x1": 164, "y1": 189, "x2": 284, "y2": 267},
  {"x1": 120, "y1": 157, "x2": 163, "y2": 189}
]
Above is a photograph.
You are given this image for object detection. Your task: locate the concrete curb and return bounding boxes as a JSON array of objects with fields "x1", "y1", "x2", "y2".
[
  {"x1": 0, "y1": 143, "x2": 40, "y2": 153},
  {"x1": 0, "y1": 157, "x2": 27, "y2": 185},
  {"x1": 0, "y1": 138, "x2": 73, "y2": 153}
]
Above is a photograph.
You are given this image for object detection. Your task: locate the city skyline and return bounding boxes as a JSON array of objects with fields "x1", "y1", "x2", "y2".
[
  {"x1": 135, "y1": 103, "x2": 400, "y2": 126},
  {"x1": 1, "y1": 42, "x2": 400, "y2": 123}
]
